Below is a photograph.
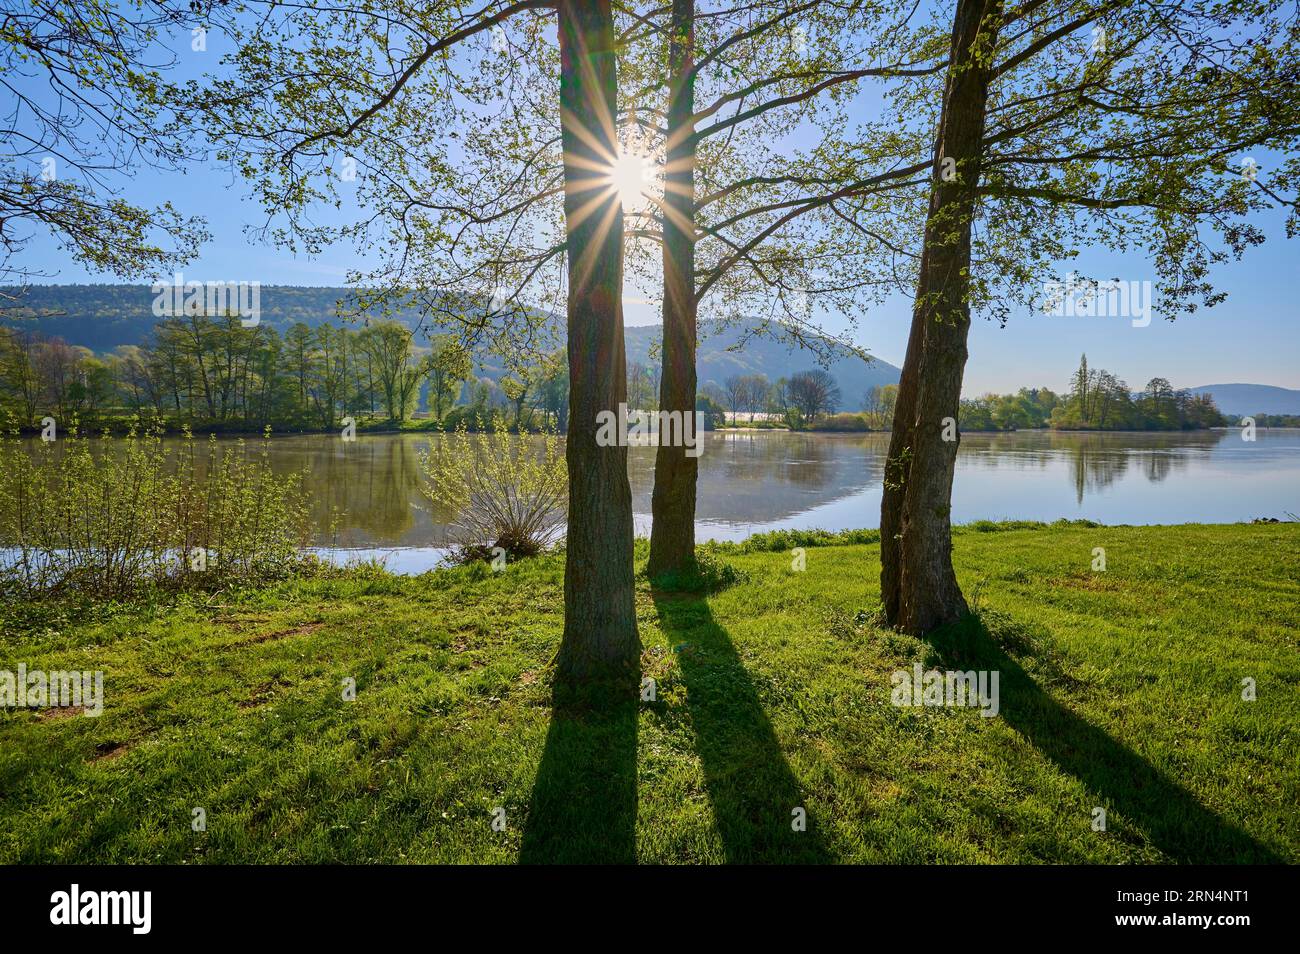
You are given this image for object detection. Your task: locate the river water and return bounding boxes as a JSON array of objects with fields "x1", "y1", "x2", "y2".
[{"x1": 184, "y1": 427, "x2": 1298, "y2": 572}]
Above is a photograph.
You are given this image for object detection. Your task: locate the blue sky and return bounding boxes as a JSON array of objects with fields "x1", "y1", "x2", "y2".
[{"x1": 12, "y1": 17, "x2": 1300, "y2": 396}]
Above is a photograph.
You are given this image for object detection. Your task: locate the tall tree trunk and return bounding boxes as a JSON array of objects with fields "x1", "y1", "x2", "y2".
[
  {"x1": 647, "y1": 0, "x2": 697, "y2": 579},
  {"x1": 879, "y1": 247, "x2": 927, "y2": 623},
  {"x1": 556, "y1": 0, "x2": 640, "y2": 684},
  {"x1": 881, "y1": 0, "x2": 1001, "y2": 634}
]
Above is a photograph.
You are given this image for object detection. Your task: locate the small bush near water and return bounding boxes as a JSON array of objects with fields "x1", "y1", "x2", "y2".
[
  {"x1": 419, "y1": 415, "x2": 567, "y2": 564},
  {"x1": 648, "y1": 552, "x2": 748, "y2": 594},
  {"x1": 0, "y1": 422, "x2": 312, "y2": 596}
]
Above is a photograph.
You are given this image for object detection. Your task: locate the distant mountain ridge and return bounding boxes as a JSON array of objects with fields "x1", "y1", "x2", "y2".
[
  {"x1": 1188, "y1": 383, "x2": 1300, "y2": 417},
  {"x1": 625, "y1": 323, "x2": 898, "y2": 410},
  {"x1": 1, "y1": 284, "x2": 899, "y2": 410},
  {"x1": 0, "y1": 283, "x2": 380, "y2": 349}
]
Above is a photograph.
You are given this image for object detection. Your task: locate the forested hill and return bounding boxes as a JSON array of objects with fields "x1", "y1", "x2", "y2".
[
  {"x1": 0, "y1": 284, "x2": 380, "y2": 348},
  {"x1": 624, "y1": 323, "x2": 899, "y2": 402},
  {"x1": 1, "y1": 284, "x2": 900, "y2": 408}
]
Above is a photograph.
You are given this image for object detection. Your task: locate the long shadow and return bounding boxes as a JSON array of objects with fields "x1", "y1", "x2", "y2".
[
  {"x1": 652, "y1": 592, "x2": 833, "y2": 863},
  {"x1": 519, "y1": 679, "x2": 639, "y2": 864},
  {"x1": 930, "y1": 615, "x2": 1283, "y2": 863}
]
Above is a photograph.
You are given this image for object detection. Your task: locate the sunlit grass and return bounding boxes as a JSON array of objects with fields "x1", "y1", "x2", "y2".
[{"x1": 0, "y1": 522, "x2": 1295, "y2": 863}]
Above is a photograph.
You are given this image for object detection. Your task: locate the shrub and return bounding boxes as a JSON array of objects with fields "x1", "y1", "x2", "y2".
[
  {"x1": 0, "y1": 420, "x2": 312, "y2": 596},
  {"x1": 707, "y1": 527, "x2": 881, "y2": 554},
  {"x1": 442, "y1": 402, "x2": 490, "y2": 432},
  {"x1": 810, "y1": 413, "x2": 872, "y2": 432},
  {"x1": 648, "y1": 552, "x2": 748, "y2": 593},
  {"x1": 694, "y1": 394, "x2": 726, "y2": 430},
  {"x1": 418, "y1": 415, "x2": 566, "y2": 563}
]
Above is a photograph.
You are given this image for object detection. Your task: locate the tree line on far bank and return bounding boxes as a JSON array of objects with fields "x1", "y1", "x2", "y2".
[
  {"x1": 959, "y1": 356, "x2": 1230, "y2": 433},
  {"x1": 0, "y1": 317, "x2": 848, "y2": 435},
  {"x1": 1, "y1": 319, "x2": 1236, "y2": 437},
  {"x1": 0, "y1": 318, "x2": 572, "y2": 434},
  {"x1": 721, "y1": 353, "x2": 1234, "y2": 433}
]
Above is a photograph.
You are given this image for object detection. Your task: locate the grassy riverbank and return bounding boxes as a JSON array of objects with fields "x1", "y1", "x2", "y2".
[
  {"x1": 5, "y1": 415, "x2": 458, "y2": 437},
  {"x1": 1, "y1": 521, "x2": 1296, "y2": 863}
]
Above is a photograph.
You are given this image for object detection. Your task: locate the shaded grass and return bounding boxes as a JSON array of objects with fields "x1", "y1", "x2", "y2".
[
  {"x1": 650, "y1": 591, "x2": 832, "y2": 862},
  {"x1": 519, "y1": 681, "x2": 639, "y2": 864},
  {"x1": 0, "y1": 522, "x2": 1296, "y2": 863}
]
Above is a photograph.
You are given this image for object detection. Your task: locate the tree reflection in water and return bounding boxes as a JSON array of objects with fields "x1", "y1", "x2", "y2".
[{"x1": 20, "y1": 427, "x2": 1289, "y2": 554}]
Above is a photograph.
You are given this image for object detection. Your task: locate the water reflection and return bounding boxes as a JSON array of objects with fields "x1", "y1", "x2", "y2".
[
  {"x1": 951, "y1": 430, "x2": 1229, "y2": 504},
  {"x1": 16, "y1": 428, "x2": 1298, "y2": 550}
]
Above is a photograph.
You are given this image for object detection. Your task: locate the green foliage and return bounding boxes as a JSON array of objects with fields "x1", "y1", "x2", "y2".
[
  {"x1": 0, "y1": 2, "x2": 209, "y2": 284},
  {"x1": 862, "y1": 383, "x2": 898, "y2": 429},
  {"x1": 1, "y1": 316, "x2": 422, "y2": 434},
  {"x1": 418, "y1": 415, "x2": 566, "y2": 563},
  {"x1": 705, "y1": 520, "x2": 1105, "y2": 556},
  {"x1": 959, "y1": 387, "x2": 1060, "y2": 431},
  {"x1": 357, "y1": 322, "x2": 423, "y2": 422},
  {"x1": 809, "y1": 412, "x2": 872, "y2": 432},
  {"x1": 426, "y1": 335, "x2": 472, "y2": 423},
  {"x1": 0, "y1": 315, "x2": 580, "y2": 438},
  {"x1": 1253, "y1": 414, "x2": 1300, "y2": 427},
  {"x1": 0, "y1": 420, "x2": 311, "y2": 596},
  {"x1": 647, "y1": 552, "x2": 748, "y2": 594},
  {"x1": 708, "y1": 527, "x2": 883, "y2": 554},
  {"x1": 955, "y1": 358, "x2": 1231, "y2": 433},
  {"x1": 767, "y1": 371, "x2": 843, "y2": 429},
  {"x1": 1046, "y1": 355, "x2": 1228, "y2": 431},
  {"x1": 3, "y1": 288, "x2": 893, "y2": 421},
  {"x1": 694, "y1": 393, "x2": 726, "y2": 430}
]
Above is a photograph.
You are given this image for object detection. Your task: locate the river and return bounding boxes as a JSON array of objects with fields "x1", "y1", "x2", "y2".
[{"x1": 162, "y1": 427, "x2": 1298, "y2": 572}]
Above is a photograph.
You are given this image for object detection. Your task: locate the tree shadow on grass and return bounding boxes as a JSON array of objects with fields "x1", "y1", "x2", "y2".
[
  {"x1": 519, "y1": 678, "x2": 639, "y2": 864},
  {"x1": 930, "y1": 613, "x2": 1283, "y2": 863},
  {"x1": 652, "y1": 592, "x2": 833, "y2": 863}
]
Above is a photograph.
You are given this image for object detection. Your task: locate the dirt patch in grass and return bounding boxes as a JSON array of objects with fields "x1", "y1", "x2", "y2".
[
  {"x1": 38, "y1": 705, "x2": 86, "y2": 722},
  {"x1": 212, "y1": 613, "x2": 273, "y2": 631},
  {"x1": 234, "y1": 622, "x2": 324, "y2": 647},
  {"x1": 239, "y1": 677, "x2": 291, "y2": 709},
  {"x1": 1054, "y1": 572, "x2": 1126, "y2": 592},
  {"x1": 90, "y1": 740, "x2": 128, "y2": 762}
]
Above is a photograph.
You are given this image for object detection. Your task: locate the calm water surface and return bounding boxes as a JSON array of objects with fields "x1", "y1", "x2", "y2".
[
  {"x1": 20, "y1": 429, "x2": 1294, "y2": 573},
  {"x1": 211, "y1": 428, "x2": 1298, "y2": 571}
]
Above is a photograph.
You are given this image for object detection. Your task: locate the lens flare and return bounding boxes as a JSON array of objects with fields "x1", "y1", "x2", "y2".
[{"x1": 607, "y1": 150, "x2": 654, "y2": 210}]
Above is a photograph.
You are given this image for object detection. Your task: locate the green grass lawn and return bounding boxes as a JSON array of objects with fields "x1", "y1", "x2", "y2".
[{"x1": 1, "y1": 522, "x2": 1296, "y2": 863}]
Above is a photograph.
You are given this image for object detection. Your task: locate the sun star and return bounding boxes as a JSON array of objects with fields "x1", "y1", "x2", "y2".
[{"x1": 607, "y1": 149, "x2": 654, "y2": 211}]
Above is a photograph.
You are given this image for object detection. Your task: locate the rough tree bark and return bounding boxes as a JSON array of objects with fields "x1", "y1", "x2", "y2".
[
  {"x1": 556, "y1": 0, "x2": 640, "y2": 683},
  {"x1": 880, "y1": 0, "x2": 1001, "y2": 634},
  {"x1": 879, "y1": 241, "x2": 929, "y2": 625},
  {"x1": 647, "y1": 0, "x2": 698, "y2": 579}
]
